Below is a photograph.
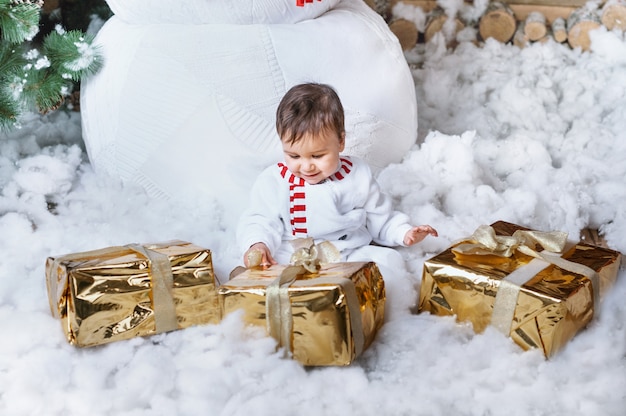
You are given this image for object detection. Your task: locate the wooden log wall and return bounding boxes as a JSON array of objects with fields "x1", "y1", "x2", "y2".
[{"x1": 373, "y1": 0, "x2": 626, "y2": 51}]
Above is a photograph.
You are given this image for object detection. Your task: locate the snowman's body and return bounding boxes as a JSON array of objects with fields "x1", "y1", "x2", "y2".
[{"x1": 81, "y1": 0, "x2": 417, "y2": 218}]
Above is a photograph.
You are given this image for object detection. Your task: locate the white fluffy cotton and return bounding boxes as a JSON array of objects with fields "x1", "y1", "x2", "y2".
[{"x1": 0, "y1": 20, "x2": 625, "y2": 416}]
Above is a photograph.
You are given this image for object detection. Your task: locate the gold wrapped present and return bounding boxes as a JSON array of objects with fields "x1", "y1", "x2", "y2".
[
  {"x1": 218, "y1": 262, "x2": 386, "y2": 366},
  {"x1": 418, "y1": 221, "x2": 622, "y2": 358},
  {"x1": 46, "y1": 240, "x2": 219, "y2": 347}
]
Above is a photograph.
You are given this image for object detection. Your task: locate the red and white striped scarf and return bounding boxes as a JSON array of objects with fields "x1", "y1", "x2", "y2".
[
  {"x1": 278, "y1": 157, "x2": 353, "y2": 237},
  {"x1": 296, "y1": 0, "x2": 322, "y2": 6}
]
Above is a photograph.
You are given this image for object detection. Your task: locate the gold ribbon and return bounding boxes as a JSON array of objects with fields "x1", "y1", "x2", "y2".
[
  {"x1": 452, "y1": 225, "x2": 600, "y2": 336},
  {"x1": 305, "y1": 276, "x2": 365, "y2": 358},
  {"x1": 451, "y1": 224, "x2": 569, "y2": 258},
  {"x1": 265, "y1": 264, "x2": 305, "y2": 356},
  {"x1": 127, "y1": 244, "x2": 178, "y2": 334},
  {"x1": 265, "y1": 238, "x2": 364, "y2": 358},
  {"x1": 49, "y1": 243, "x2": 178, "y2": 334}
]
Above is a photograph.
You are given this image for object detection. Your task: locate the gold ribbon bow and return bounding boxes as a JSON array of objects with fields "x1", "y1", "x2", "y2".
[
  {"x1": 451, "y1": 224, "x2": 569, "y2": 258},
  {"x1": 288, "y1": 237, "x2": 341, "y2": 272},
  {"x1": 452, "y1": 225, "x2": 600, "y2": 336}
]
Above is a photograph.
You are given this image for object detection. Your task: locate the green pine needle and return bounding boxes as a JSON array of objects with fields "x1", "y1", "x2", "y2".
[
  {"x1": 1, "y1": 2, "x2": 104, "y2": 129},
  {"x1": 43, "y1": 29, "x2": 103, "y2": 81},
  {"x1": 0, "y1": 39, "x2": 25, "y2": 75},
  {"x1": 0, "y1": 41, "x2": 26, "y2": 129},
  {"x1": 0, "y1": 92, "x2": 19, "y2": 129},
  {"x1": 0, "y1": 1, "x2": 40, "y2": 44},
  {"x1": 22, "y1": 65, "x2": 68, "y2": 111}
]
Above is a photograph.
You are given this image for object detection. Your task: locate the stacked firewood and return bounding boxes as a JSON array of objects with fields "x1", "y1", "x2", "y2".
[{"x1": 374, "y1": 0, "x2": 626, "y2": 51}]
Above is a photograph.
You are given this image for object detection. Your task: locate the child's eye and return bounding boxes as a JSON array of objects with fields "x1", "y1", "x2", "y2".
[
  {"x1": 312, "y1": 154, "x2": 324, "y2": 159},
  {"x1": 288, "y1": 154, "x2": 300, "y2": 159}
]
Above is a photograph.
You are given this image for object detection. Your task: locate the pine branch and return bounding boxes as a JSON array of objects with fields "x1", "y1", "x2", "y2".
[
  {"x1": 0, "y1": 93, "x2": 19, "y2": 128},
  {"x1": 43, "y1": 28, "x2": 102, "y2": 80},
  {"x1": 0, "y1": 1, "x2": 40, "y2": 44},
  {"x1": 0, "y1": 1, "x2": 104, "y2": 130},
  {"x1": 18, "y1": 27, "x2": 104, "y2": 113},
  {"x1": 0, "y1": 40, "x2": 25, "y2": 128},
  {"x1": 21, "y1": 62, "x2": 68, "y2": 111},
  {"x1": 0, "y1": 36, "x2": 24, "y2": 74}
]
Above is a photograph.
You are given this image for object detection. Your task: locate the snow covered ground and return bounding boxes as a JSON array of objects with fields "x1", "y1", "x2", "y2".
[{"x1": 1, "y1": 22, "x2": 625, "y2": 416}]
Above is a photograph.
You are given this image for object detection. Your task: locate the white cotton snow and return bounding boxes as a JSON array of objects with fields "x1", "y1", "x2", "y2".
[{"x1": 1, "y1": 17, "x2": 626, "y2": 416}]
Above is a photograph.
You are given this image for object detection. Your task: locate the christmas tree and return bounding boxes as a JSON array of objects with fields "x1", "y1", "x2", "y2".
[{"x1": 0, "y1": 0, "x2": 103, "y2": 130}]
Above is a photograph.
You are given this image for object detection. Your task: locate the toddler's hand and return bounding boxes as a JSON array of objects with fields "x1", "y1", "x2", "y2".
[
  {"x1": 403, "y1": 225, "x2": 438, "y2": 246},
  {"x1": 244, "y1": 242, "x2": 277, "y2": 268}
]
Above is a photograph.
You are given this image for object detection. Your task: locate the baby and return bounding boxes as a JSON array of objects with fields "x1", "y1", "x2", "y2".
[{"x1": 236, "y1": 82, "x2": 437, "y2": 272}]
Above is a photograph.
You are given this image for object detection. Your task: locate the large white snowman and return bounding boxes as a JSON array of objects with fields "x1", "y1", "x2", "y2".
[{"x1": 81, "y1": 0, "x2": 417, "y2": 219}]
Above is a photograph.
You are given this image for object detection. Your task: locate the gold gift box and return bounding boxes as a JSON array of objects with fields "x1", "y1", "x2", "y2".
[
  {"x1": 418, "y1": 221, "x2": 622, "y2": 358},
  {"x1": 46, "y1": 240, "x2": 220, "y2": 347},
  {"x1": 218, "y1": 262, "x2": 386, "y2": 366}
]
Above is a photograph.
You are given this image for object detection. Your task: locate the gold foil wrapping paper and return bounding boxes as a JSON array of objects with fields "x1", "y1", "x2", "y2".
[
  {"x1": 218, "y1": 262, "x2": 386, "y2": 366},
  {"x1": 46, "y1": 240, "x2": 220, "y2": 347},
  {"x1": 418, "y1": 221, "x2": 622, "y2": 358}
]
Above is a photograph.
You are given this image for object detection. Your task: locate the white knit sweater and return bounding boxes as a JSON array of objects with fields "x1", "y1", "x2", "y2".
[{"x1": 236, "y1": 156, "x2": 413, "y2": 262}]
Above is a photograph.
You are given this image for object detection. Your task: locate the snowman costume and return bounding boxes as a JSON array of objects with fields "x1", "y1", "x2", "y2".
[
  {"x1": 237, "y1": 156, "x2": 412, "y2": 273},
  {"x1": 80, "y1": 0, "x2": 418, "y2": 225}
]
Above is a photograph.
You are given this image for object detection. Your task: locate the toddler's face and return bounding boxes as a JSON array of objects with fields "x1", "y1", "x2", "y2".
[{"x1": 282, "y1": 130, "x2": 345, "y2": 184}]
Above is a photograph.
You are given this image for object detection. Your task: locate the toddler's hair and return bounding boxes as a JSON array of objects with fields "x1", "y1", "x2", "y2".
[{"x1": 276, "y1": 83, "x2": 345, "y2": 145}]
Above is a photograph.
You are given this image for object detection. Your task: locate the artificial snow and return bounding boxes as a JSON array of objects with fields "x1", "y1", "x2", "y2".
[{"x1": 1, "y1": 19, "x2": 625, "y2": 416}]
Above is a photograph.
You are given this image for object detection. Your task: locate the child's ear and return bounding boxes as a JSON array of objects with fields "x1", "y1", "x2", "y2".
[{"x1": 339, "y1": 132, "x2": 346, "y2": 151}]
